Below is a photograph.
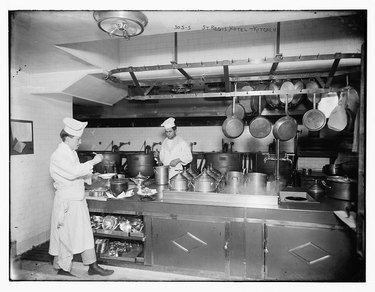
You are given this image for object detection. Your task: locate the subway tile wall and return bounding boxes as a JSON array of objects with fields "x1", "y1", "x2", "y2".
[{"x1": 10, "y1": 72, "x2": 73, "y2": 255}]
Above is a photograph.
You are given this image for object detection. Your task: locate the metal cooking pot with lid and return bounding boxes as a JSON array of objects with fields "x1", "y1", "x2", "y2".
[
  {"x1": 109, "y1": 177, "x2": 128, "y2": 197},
  {"x1": 190, "y1": 169, "x2": 219, "y2": 193},
  {"x1": 244, "y1": 172, "x2": 267, "y2": 193},
  {"x1": 169, "y1": 172, "x2": 189, "y2": 191},
  {"x1": 323, "y1": 164, "x2": 344, "y2": 176},
  {"x1": 94, "y1": 151, "x2": 122, "y2": 174},
  {"x1": 321, "y1": 176, "x2": 357, "y2": 201},
  {"x1": 204, "y1": 152, "x2": 242, "y2": 175},
  {"x1": 226, "y1": 171, "x2": 245, "y2": 187},
  {"x1": 126, "y1": 153, "x2": 155, "y2": 177}
]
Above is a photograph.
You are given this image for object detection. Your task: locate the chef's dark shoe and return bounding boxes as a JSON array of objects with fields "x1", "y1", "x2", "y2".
[
  {"x1": 57, "y1": 269, "x2": 75, "y2": 277},
  {"x1": 88, "y1": 264, "x2": 114, "y2": 276}
]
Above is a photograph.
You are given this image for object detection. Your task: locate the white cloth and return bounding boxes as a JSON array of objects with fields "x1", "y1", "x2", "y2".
[
  {"x1": 49, "y1": 142, "x2": 95, "y2": 271},
  {"x1": 63, "y1": 117, "x2": 88, "y2": 137},
  {"x1": 161, "y1": 117, "x2": 175, "y2": 129},
  {"x1": 318, "y1": 92, "x2": 339, "y2": 118},
  {"x1": 160, "y1": 136, "x2": 193, "y2": 178}
]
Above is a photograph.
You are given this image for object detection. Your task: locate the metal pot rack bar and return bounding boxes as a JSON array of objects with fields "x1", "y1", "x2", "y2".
[
  {"x1": 108, "y1": 53, "x2": 360, "y2": 75},
  {"x1": 126, "y1": 88, "x2": 339, "y2": 101}
]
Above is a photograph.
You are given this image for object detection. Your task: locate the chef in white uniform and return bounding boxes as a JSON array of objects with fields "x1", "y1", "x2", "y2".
[
  {"x1": 157, "y1": 117, "x2": 193, "y2": 178},
  {"x1": 49, "y1": 117, "x2": 114, "y2": 277}
]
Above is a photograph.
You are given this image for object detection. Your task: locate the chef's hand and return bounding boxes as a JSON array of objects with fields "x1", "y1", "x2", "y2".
[
  {"x1": 92, "y1": 172, "x2": 100, "y2": 182},
  {"x1": 169, "y1": 158, "x2": 181, "y2": 167},
  {"x1": 91, "y1": 154, "x2": 103, "y2": 165},
  {"x1": 153, "y1": 150, "x2": 159, "y2": 158}
]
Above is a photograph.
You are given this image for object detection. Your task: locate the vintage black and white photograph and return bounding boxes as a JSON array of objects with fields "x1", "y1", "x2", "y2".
[{"x1": 7, "y1": 2, "x2": 372, "y2": 286}]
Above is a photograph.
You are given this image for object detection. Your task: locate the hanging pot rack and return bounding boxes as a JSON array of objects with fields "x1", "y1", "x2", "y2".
[{"x1": 105, "y1": 52, "x2": 361, "y2": 100}]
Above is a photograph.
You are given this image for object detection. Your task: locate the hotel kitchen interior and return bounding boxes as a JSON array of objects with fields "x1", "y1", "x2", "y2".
[{"x1": 10, "y1": 10, "x2": 366, "y2": 281}]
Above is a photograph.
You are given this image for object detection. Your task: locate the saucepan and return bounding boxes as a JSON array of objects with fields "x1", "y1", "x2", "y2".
[
  {"x1": 273, "y1": 95, "x2": 298, "y2": 141},
  {"x1": 249, "y1": 94, "x2": 272, "y2": 139},
  {"x1": 265, "y1": 82, "x2": 281, "y2": 108},
  {"x1": 222, "y1": 83, "x2": 245, "y2": 138},
  {"x1": 302, "y1": 93, "x2": 326, "y2": 131}
]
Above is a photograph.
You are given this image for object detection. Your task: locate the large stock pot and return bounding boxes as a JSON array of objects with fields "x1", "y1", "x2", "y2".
[{"x1": 204, "y1": 152, "x2": 242, "y2": 175}]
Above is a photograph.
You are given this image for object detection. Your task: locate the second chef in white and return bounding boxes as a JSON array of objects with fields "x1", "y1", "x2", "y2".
[{"x1": 156, "y1": 117, "x2": 193, "y2": 179}]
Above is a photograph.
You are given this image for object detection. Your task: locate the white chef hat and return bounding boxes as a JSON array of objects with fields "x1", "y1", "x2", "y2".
[
  {"x1": 161, "y1": 117, "x2": 175, "y2": 129},
  {"x1": 63, "y1": 117, "x2": 88, "y2": 137}
]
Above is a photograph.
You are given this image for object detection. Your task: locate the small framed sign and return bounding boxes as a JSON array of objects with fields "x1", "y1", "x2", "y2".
[{"x1": 10, "y1": 119, "x2": 34, "y2": 155}]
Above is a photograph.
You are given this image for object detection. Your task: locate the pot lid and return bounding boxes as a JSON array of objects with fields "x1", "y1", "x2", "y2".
[
  {"x1": 194, "y1": 169, "x2": 217, "y2": 183},
  {"x1": 170, "y1": 172, "x2": 188, "y2": 182}
]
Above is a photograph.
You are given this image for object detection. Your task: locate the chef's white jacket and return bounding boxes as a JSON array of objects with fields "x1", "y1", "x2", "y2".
[
  {"x1": 49, "y1": 142, "x2": 94, "y2": 271},
  {"x1": 160, "y1": 135, "x2": 193, "y2": 178}
]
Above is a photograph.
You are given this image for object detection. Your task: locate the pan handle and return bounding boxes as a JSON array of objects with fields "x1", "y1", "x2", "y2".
[
  {"x1": 232, "y1": 83, "x2": 237, "y2": 116},
  {"x1": 321, "y1": 180, "x2": 332, "y2": 189}
]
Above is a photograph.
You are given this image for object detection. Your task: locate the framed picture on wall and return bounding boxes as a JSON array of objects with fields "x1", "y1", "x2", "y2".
[{"x1": 10, "y1": 119, "x2": 34, "y2": 155}]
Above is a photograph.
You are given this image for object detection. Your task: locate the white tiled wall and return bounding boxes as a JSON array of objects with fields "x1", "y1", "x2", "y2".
[{"x1": 10, "y1": 71, "x2": 73, "y2": 255}]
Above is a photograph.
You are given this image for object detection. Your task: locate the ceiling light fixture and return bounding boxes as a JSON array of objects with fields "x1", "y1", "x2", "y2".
[{"x1": 93, "y1": 11, "x2": 148, "y2": 40}]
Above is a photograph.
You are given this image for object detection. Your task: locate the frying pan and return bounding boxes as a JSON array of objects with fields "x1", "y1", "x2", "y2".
[
  {"x1": 265, "y1": 82, "x2": 280, "y2": 108},
  {"x1": 291, "y1": 80, "x2": 304, "y2": 107},
  {"x1": 273, "y1": 95, "x2": 298, "y2": 141},
  {"x1": 250, "y1": 83, "x2": 267, "y2": 112},
  {"x1": 249, "y1": 95, "x2": 272, "y2": 138},
  {"x1": 279, "y1": 80, "x2": 304, "y2": 107},
  {"x1": 302, "y1": 93, "x2": 326, "y2": 131},
  {"x1": 222, "y1": 84, "x2": 245, "y2": 138},
  {"x1": 225, "y1": 100, "x2": 246, "y2": 119},
  {"x1": 306, "y1": 80, "x2": 322, "y2": 104}
]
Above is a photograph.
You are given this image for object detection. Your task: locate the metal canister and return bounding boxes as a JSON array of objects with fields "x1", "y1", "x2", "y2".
[
  {"x1": 244, "y1": 172, "x2": 267, "y2": 194},
  {"x1": 154, "y1": 166, "x2": 169, "y2": 185},
  {"x1": 226, "y1": 171, "x2": 245, "y2": 187}
]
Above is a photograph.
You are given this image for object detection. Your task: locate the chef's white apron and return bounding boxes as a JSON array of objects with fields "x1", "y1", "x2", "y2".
[{"x1": 48, "y1": 142, "x2": 95, "y2": 271}]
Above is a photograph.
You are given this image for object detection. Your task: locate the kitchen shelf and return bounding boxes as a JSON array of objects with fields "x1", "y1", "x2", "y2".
[
  {"x1": 93, "y1": 229, "x2": 146, "y2": 241},
  {"x1": 100, "y1": 247, "x2": 143, "y2": 263}
]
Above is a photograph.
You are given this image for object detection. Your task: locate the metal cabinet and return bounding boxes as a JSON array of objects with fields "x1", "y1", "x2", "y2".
[
  {"x1": 265, "y1": 224, "x2": 356, "y2": 281},
  {"x1": 150, "y1": 216, "x2": 264, "y2": 279},
  {"x1": 151, "y1": 217, "x2": 228, "y2": 276}
]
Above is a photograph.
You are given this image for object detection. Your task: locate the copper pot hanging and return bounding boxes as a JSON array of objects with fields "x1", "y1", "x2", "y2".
[
  {"x1": 306, "y1": 80, "x2": 322, "y2": 104},
  {"x1": 222, "y1": 84, "x2": 245, "y2": 138},
  {"x1": 279, "y1": 80, "x2": 304, "y2": 107},
  {"x1": 273, "y1": 95, "x2": 298, "y2": 141},
  {"x1": 249, "y1": 95, "x2": 272, "y2": 139},
  {"x1": 302, "y1": 93, "x2": 326, "y2": 131},
  {"x1": 265, "y1": 82, "x2": 281, "y2": 108}
]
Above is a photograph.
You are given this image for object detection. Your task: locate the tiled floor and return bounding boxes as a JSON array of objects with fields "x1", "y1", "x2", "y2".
[{"x1": 10, "y1": 259, "x2": 212, "y2": 281}]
